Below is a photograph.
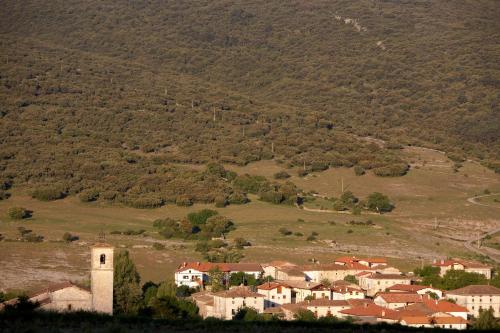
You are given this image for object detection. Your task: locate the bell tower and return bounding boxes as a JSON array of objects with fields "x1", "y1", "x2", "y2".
[{"x1": 91, "y1": 243, "x2": 114, "y2": 314}]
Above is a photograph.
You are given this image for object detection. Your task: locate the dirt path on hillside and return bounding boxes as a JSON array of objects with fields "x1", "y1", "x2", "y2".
[{"x1": 467, "y1": 193, "x2": 500, "y2": 209}]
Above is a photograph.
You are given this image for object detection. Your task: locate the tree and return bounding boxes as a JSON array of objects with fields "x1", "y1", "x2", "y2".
[
  {"x1": 234, "y1": 237, "x2": 251, "y2": 249},
  {"x1": 207, "y1": 267, "x2": 225, "y2": 292},
  {"x1": 344, "y1": 275, "x2": 357, "y2": 284},
  {"x1": 142, "y1": 282, "x2": 158, "y2": 306},
  {"x1": 366, "y1": 192, "x2": 393, "y2": 213},
  {"x1": 294, "y1": 309, "x2": 316, "y2": 321},
  {"x1": 340, "y1": 191, "x2": 358, "y2": 206},
  {"x1": 233, "y1": 307, "x2": 264, "y2": 321},
  {"x1": 473, "y1": 308, "x2": 499, "y2": 330},
  {"x1": 440, "y1": 270, "x2": 487, "y2": 290},
  {"x1": 229, "y1": 272, "x2": 257, "y2": 286},
  {"x1": 156, "y1": 280, "x2": 177, "y2": 299},
  {"x1": 114, "y1": 250, "x2": 143, "y2": 314},
  {"x1": 149, "y1": 295, "x2": 199, "y2": 320}
]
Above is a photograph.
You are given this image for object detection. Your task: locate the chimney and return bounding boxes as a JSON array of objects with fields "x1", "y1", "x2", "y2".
[
  {"x1": 433, "y1": 259, "x2": 436, "y2": 264},
  {"x1": 182, "y1": 262, "x2": 186, "y2": 267},
  {"x1": 364, "y1": 303, "x2": 369, "y2": 308},
  {"x1": 440, "y1": 259, "x2": 444, "y2": 265},
  {"x1": 435, "y1": 300, "x2": 438, "y2": 305},
  {"x1": 381, "y1": 310, "x2": 385, "y2": 317},
  {"x1": 196, "y1": 262, "x2": 200, "y2": 266}
]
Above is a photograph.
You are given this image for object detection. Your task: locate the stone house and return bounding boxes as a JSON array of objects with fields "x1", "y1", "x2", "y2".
[
  {"x1": 212, "y1": 286, "x2": 265, "y2": 319},
  {"x1": 446, "y1": 285, "x2": 500, "y2": 317}
]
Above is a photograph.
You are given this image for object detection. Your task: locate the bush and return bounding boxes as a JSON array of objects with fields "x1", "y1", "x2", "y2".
[
  {"x1": 234, "y1": 237, "x2": 251, "y2": 249},
  {"x1": 279, "y1": 227, "x2": 292, "y2": 236},
  {"x1": 8, "y1": 207, "x2": 30, "y2": 220},
  {"x1": 274, "y1": 171, "x2": 290, "y2": 179},
  {"x1": 175, "y1": 195, "x2": 193, "y2": 207},
  {"x1": 101, "y1": 191, "x2": 118, "y2": 201},
  {"x1": 0, "y1": 190, "x2": 11, "y2": 201},
  {"x1": 366, "y1": 192, "x2": 394, "y2": 213},
  {"x1": 297, "y1": 169, "x2": 309, "y2": 177},
  {"x1": 214, "y1": 195, "x2": 228, "y2": 207},
  {"x1": 79, "y1": 188, "x2": 99, "y2": 202},
  {"x1": 31, "y1": 186, "x2": 65, "y2": 201},
  {"x1": 152, "y1": 242, "x2": 165, "y2": 250},
  {"x1": 353, "y1": 165, "x2": 365, "y2": 176},
  {"x1": 62, "y1": 232, "x2": 78, "y2": 242},
  {"x1": 130, "y1": 195, "x2": 164, "y2": 208},
  {"x1": 228, "y1": 191, "x2": 249, "y2": 204},
  {"x1": 187, "y1": 209, "x2": 218, "y2": 226},
  {"x1": 372, "y1": 163, "x2": 409, "y2": 177}
]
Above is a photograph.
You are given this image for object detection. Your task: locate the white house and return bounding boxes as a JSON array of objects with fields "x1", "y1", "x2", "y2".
[
  {"x1": 174, "y1": 262, "x2": 263, "y2": 288},
  {"x1": 257, "y1": 281, "x2": 292, "y2": 308}
]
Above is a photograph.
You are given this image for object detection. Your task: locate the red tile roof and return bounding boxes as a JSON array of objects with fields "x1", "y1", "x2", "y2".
[
  {"x1": 401, "y1": 316, "x2": 467, "y2": 325},
  {"x1": 256, "y1": 281, "x2": 291, "y2": 291},
  {"x1": 302, "y1": 299, "x2": 349, "y2": 307},
  {"x1": 422, "y1": 298, "x2": 469, "y2": 313},
  {"x1": 29, "y1": 281, "x2": 90, "y2": 298},
  {"x1": 339, "y1": 303, "x2": 399, "y2": 320},
  {"x1": 213, "y1": 286, "x2": 264, "y2": 298},
  {"x1": 446, "y1": 285, "x2": 500, "y2": 296},
  {"x1": 432, "y1": 259, "x2": 491, "y2": 269},
  {"x1": 376, "y1": 292, "x2": 427, "y2": 304},
  {"x1": 365, "y1": 273, "x2": 411, "y2": 280},
  {"x1": 176, "y1": 262, "x2": 262, "y2": 273},
  {"x1": 387, "y1": 284, "x2": 436, "y2": 292}
]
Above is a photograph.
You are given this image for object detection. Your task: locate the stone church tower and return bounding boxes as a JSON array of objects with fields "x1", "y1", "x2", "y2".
[{"x1": 91, "y1": 244, "x2": 114, "y2": 314}]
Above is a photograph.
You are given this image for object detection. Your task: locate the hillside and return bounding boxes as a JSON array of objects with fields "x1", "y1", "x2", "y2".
[{"x1": 0, "y1": 0, "x2": 499, "y2": 203}]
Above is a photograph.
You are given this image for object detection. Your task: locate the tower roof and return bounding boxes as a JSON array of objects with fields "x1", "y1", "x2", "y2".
[{"x1": 91, "y1": 242, "x2": 114, "y2": 248}]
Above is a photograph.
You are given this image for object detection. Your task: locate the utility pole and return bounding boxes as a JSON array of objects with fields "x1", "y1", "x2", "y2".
[
  {"x1": 341, "y1": 178, "x2": 344, "y2": 193},
  {"x1": 164, "y1": 87, "x2": 168, "y2": 97},
  {"x1": 213, "y1": 107, "x2": 216, "y2": 122},
  {"x1": 271, "y1": 142, "x2": 274, "y2": 154},
  {"x1": 303, "y1": 160, "x2": 306, "y2": 171}
]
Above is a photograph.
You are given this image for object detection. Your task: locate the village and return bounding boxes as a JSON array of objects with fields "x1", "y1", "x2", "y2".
[{"x1": 176, "y1": 256, "x2": 500, "y2": 330}]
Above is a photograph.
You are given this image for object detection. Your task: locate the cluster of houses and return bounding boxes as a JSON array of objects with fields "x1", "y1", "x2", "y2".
[{"x1": 175, "y1": 256, "x2": 500, "y2": 330}]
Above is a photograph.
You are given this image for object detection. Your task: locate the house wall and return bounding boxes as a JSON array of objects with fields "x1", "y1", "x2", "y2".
[
  {"x1": 464, "y1": 268, "x2": 492, "y2": 279},
  {"x1": 306, "y1": 305, "x2": 350, "y2": 318},
  {"x1": 175, "y1": 269, "x2": 204, "y2": 288},
  {"x1": 31, "y1": 287, "x2": 92, "y2": 312},
  {"x1": 447, "y1": 294, "x2": 500, "y2": 318},
  {"x1": 332, "y1": 290, "x2": 365, "y2": 300},
  {"x1": 257, "y1": 287, "x2": 292, "y2": 308},
  {"x1": 373, "y1": 297, "x2": 408, "y2": 310},
  {"x1": 213, "y1": 296, "x2": 264, "y2": 320},
  {"x1": 359, "y1": 277, "x2": 411, "y2": 296},
  {"x1": 311, "y1": 289, "x2": 331, "y2": 300}
]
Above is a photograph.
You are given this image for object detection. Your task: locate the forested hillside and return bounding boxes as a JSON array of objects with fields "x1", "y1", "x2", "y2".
[{"x1": 0, "y1": 0, "x2": 499, "y2": 205}]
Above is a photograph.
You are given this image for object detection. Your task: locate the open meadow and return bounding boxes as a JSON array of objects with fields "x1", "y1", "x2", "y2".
[{"x1": 0, "y1": 146, "x2": 499, "y2": 292}]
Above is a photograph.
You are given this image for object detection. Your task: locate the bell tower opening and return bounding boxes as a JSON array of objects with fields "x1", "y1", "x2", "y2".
[{"x1": 100, "y1": 254, "x2": 106, "y2": 265}]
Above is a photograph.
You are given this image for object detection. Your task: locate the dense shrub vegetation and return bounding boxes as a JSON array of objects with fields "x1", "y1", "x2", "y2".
[{"x1": 0, "y1": 0, "x2": 498, "y2": 208}]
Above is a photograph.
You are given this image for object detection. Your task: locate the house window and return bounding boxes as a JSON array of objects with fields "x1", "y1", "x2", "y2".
[
  {"x1": 272, "y1": 295, "x2": 275, "y2": 299},
  {"x1": 183, "y1": 276, "x2": 189, "y2": 279},
  {"x1": 100, "y1": 254, "x2": 106, "y2": 265},
  {"x1": 283, "y1": 295, "x2": 286, "y2": 299}
]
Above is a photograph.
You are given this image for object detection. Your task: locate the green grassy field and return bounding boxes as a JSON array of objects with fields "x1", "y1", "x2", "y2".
[{"x1": 0, "y1": 146, "x2": 499, "y2": 292}]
